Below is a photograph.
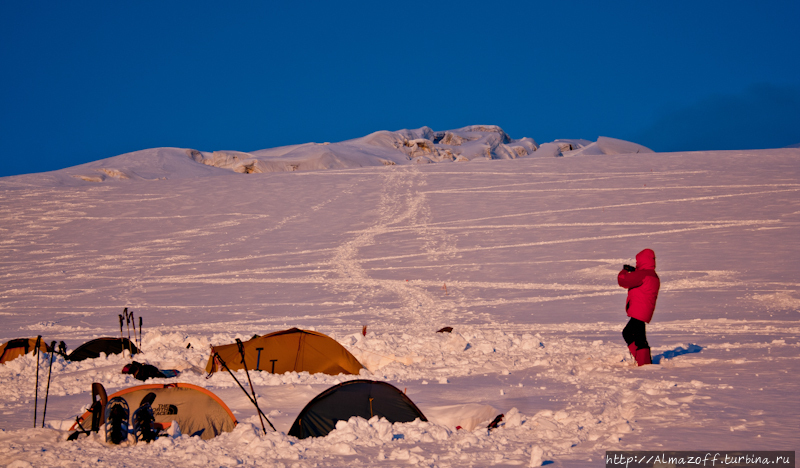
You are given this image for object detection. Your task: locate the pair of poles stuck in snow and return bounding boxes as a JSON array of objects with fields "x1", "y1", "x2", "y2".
[
  {"x1": 119, "y1": 307, "x2": 143, "y2": 353},
  {"x1": 208, "y1": 340, "x2": 276, "y2": 434},
  {"x1": 32, "y1": 335, "x2": 57, "y2": 428},
  {"x1": 32, "y1": 307, "x2": 144, "y2": 428}
]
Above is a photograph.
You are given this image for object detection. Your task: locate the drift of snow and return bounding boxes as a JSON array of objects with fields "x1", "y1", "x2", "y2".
[
  {"x1": 0, "y1": 129, "x2": 797, "y2": 467},
  {"x1": 3, "y1": 126, "x2": 653, "y2": 187}
]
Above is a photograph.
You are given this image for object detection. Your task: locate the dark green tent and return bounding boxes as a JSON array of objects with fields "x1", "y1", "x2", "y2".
[
  {"x1": 288, "y1": 380, "x2": 427, "y2": 439},
  {"x1": 67, "y1": 337, "x2": 139, "y2": 361}
]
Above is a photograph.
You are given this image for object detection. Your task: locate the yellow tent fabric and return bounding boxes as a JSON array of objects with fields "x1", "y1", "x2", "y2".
[
  {"x1": 0, "y1": 338, "x2": 51, "y2": 364},
  {"x1": 206, "y1": 328, "x2": 363, "y2": 376},
  {"x1": 70, "y1": 383, "x2": 236, "y2": 440}
]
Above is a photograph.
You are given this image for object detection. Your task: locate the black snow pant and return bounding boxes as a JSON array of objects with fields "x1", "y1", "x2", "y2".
[{"x1": 622, "y1": 317, "x2": 650, "y2": 350}]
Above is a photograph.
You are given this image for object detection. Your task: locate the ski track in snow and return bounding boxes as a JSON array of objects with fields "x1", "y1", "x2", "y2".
[{"x1": 0, "y1": 150, "x2": 798, "y2": 466}]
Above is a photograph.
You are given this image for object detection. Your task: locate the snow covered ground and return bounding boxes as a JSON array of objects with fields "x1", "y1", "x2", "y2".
[{"x1": 0, "y1": 130, "x2": 798, "y2": 466}]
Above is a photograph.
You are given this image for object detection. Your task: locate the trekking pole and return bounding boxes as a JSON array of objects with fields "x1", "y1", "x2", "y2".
[
  {"x1": 42, "y1": 341, "x2": 56, "y2": 428},
  {"x1": 124, "y1": 308, "x2": 131, "y2": 342},
  {"x1": 236, "y1": 339, "x2": 268, "y2": 434},
  {"x1": 212, "y1": 352, "x2": 275, "y2": 432},
  {"x1": 33, "y1": 335, "x2": 42, "y2": 428},
  {"x1": 138, "y1": 316, "x2": 143, "y2": 350},
  {"x1": 124, "y1": 308, "x2": 132, "y2": 356},
  {"x1": 130, "y1": 310, "x2": 137, "y2": 348}
]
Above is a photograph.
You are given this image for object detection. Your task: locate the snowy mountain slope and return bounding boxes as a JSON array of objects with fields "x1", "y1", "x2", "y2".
[
  {"x1": 0, "y1": 145, "x2": 798, "y2": 467},
  {"x1": 1, "y1": 126, "x2": 649, "y2": 188}
]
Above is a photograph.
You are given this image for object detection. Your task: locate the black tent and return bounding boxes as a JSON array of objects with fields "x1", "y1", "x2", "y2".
[
  {"x1": 67, "y1": 337, "x2": 139, "y2": 362},
  {"x1": 288, "y1": 380, "x2": 427, "y2": 439}
]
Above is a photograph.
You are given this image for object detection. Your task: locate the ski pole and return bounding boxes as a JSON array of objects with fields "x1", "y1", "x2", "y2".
[
  {"x1": 236, "y1": 339, "x2": 267, "y2": 434},
  {"x1": 213, "y1": 352, "x2": 275, "y2": 432},
  {"x1": 138, "y1": 316, "x2": 143, "y2": 350},
  {"x1": 217, "y1": 350, "x2": 275, "y2": 433},
  {"x1": 130, "y1": 310, "x2": 137, "y2": 348},
  {"x1": 119, "y1": 314, "x2": 124, "y2": 340},
  {"x1": 125, "y1": 308, "x2": 131, "y2": 342},
  {"x1": 33, "y1": 335, "x2": 42, "y2": 428},
  {"x1": 124, "y1": 308, "x2": 132, "y2": 356},
  {"x1": 42, "y1": 341, "x2": 56, "y2": 428}
]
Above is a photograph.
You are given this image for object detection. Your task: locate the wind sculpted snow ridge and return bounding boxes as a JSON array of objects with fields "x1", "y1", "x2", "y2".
[
  {"x1": 0, "y1": 148, "x2": 798, "y2": 466},
  {"x1": 0, "y1": 125, "x2": 654, "y2": 187}
]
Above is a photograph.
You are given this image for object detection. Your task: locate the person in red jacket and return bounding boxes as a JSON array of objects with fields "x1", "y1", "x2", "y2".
[{"x1": 618, "y1": 248, "x2": 660, "y2": 366}]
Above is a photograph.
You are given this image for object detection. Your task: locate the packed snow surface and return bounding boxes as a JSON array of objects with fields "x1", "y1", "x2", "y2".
[{"x1": 0, "y1": 127, "x2": 798, "y2": 467}]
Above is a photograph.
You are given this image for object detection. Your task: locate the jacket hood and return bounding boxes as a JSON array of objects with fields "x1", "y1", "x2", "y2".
[{"x1": 635, "y1": 249, "x2": 656, "y2": 270}]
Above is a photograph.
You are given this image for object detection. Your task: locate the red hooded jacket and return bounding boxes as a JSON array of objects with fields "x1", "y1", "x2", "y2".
[{"x1": 618, "y1": 249, "x2": 660, "y2": 323}]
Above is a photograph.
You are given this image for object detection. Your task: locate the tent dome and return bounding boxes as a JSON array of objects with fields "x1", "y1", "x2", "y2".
[
  {"x1": 67, "y1": 337, "x2": 139, "y2": 361},
  {"x1": 0, "y1": 338, "x2": 51, "y2": 364},
  {"x1": 289, "y1": 380, "x2": 427, "y2": 439},
  {"x1": 70, "y1": 383, "x2": 236, "y2": 440},
  {"x1": 206, "y1": 328, "x2": 362, "y2": 376}
]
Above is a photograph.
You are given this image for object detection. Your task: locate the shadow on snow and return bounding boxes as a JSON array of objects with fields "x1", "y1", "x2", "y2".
[{"x1": 652, "y1": 343, "x2": 704, "y2": 365}]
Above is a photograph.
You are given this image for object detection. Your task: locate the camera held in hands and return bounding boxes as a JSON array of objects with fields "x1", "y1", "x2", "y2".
[{"x1": 623, "y1": 264, "x2": 636, "y2": 272}]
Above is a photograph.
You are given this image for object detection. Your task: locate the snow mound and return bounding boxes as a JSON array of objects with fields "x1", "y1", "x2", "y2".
[
  {"x1": 546, "y1": 137, "x2": 653, "y2": 157},
  {"x1": 596, "y1": 136, "x2": 654, "y2": 155},
  {"x1": 1, "y1": 126, "x2": 656, "y2": 185},
  {"x1": 4, "y1": 147, "x2": 232, "y2": 187},
  {"x1": 424, "y1": 403, "x2": 498, "y2": 431},
  {"x1": 245, "y1": 125, "x2": 539, "y2": 171}
]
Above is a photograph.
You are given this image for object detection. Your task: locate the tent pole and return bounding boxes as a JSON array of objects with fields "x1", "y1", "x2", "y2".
[{"x1": 255, "y1": 347, "x2": 263, "y2": 370}]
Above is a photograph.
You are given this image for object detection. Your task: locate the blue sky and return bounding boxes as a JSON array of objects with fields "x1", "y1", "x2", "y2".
[{"x1": 1, "y1": 1, "x2": 799, "y2": 177}]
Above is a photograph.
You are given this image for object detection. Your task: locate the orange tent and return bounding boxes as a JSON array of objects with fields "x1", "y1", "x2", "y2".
[
  {"x1": 0, "y1": 338, "x2": 51, "y2": 364},
  {"x1": 206, "y1": 328, "x2": 363, "y2": 376},
  {"x1": 70, "y1": 383, "x2": 236, "y2": 440}
]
